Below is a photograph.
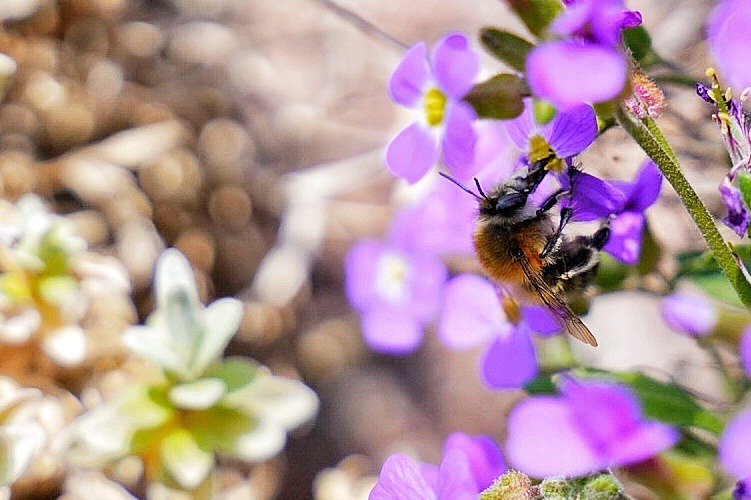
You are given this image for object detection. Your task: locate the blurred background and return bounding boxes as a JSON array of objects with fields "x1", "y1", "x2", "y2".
[{"x1": 0, "y1": 0, "x2": 736, "y2": 498}]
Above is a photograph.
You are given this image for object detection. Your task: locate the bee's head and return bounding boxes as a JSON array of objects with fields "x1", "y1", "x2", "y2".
[{"x1": 478, "y1": 187, "x2": 530, "y2": 222}]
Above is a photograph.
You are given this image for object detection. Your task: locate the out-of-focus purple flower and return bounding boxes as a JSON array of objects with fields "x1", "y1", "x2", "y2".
[
  {"x1": 389, "y1": 178, "x2": 478, "y2": 257},
  {"x1": 697, "y1": 77, "x2": 751, "y2": 236},
  {"x1": 708, "y1": 0, "x2": 751, "y2": 93},
  {"x1": 720, "y1": 326, "x2": 751, "y2": 482},
  {"x1": 369, "y1": 432, "x2": 505, "y2": 500},
  {"x1": 386, "y1": 33, "x2": 481, "y2": 184},
  {"x1": 660, "y1": 293, "x2": 718, "y2": 337},
  {"x1": 526, "y1": 0, "x2": 641, "y2": 109},
  {"x1": 567, "y1": 159, "x2": 662, "y2": 264},
  {"x1": 721, "y1": 408, "x2": 751, "y2": 480},
  {"x1": 438, "y1": 274, "x2": 560, "y2": 389},
  {"x1": 740, "y1": 325, "x2": 751, "y2": 376},
  {"x1": 735, "y1": 477, "x2": 751, "y2": 499},
  {"x1": 505, "y1": 377, "x2": 680, "y2": 478},
  {"x1": 345, "y1": 238, "x2": 447, "y2": 355}
]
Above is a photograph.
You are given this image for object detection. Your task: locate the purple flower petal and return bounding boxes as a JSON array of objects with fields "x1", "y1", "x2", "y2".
[
  {"x1": 431, "y1": 33, "x2": 479, "y2": 99},
  {"x1": 721, "y1": 408, "x2": 751, "y2": 479},
  {"x1": 541, "y1": 103, "x2": 598, "y2": 158},
  {"x1": 388, "y1": 179, "x2": 476, "y2": 256},
  {"x1": 561, "y1": 377, "x2": 679, "y2": 466},
  {"x1": 435, "y1": 447, "x2": 480, "y2": 500},
  {"x1": 385, "y1": 122, "x2": 440, "y2": 184},
  {"x1": 503, "y1": 100, "x2": 537, "y2": 152},
  {"x1": 442, "y1": 433, "x2": 506, "y2": 490},
  {"x1": 345, "y1": 239, "x2": 383, "y2": 310},
  {"x1": 720, "y1": 177, "x2": 751, "y2": 237},
  {"x1": 624, "y1": 160, "x2": 663, "y2": 212},
  {"x1": 506, "y1": 396, "x2": 602, "y2": 478},
  {"x1": 660, "y1": 293, "x2": 717, "y2": 337},
  {"x1": 608, "y1": 421, "x2": 680, "y2": 467},
  {"x1": 602, "y1": 211, "x2": 645, "y2": 264},
  {"x1": 708, "y1": 0, "x2": 751, "y2": 92},
  {"x1": 527, "y1": 40, "x2": 628, "y2": 109},
  {"x1": 566, "y1": 171, "x2": 627, "y2": 221},
  {"x1": 439, "y1": 275, "x2": 502, "y2": 350},
  {"x1": 521, "y1": 305, "x2": 561, "y2": 336},
  {"x1": 504, "y1": 100, "x2": 596, "y2": 159},
  {"x1": 741, "y1": 325, "x2": 751, "y2": 379},
  {"x1": 507, "y1": 378, "x2": 678, "y2": 478},
  {"x1": 370, "y1": 454, "x2": 437, "y2": 500},
  {"x1": 735, "y1": 477, "x2": 751, "y2": 499},
  {"x1": 389, "y1": 42, "x2": 431, "y2": 107},
  {"x1": 480, "y1": 327, "x2": 538, "y2": 389},
  {"x1": 470, "y1": 120, "x2": 515, "y2": 181},
  {"x1": 442, "y1": 102, "x2": 478, "y2": 179},
  {"x1": 362, "y1": 308, "x2": 424, "y2": 355},
  {"x1": 407, "y1": 252, "x2": 449, "y2": 320}
]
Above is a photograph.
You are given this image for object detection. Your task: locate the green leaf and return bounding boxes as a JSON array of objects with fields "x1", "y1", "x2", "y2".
[
  {"x1": 160, "y1": 428, "x2": 214, "y2": 490},
  {"x1": 505, "y1": 0, "x2": 564, "y2": 37},
  {"x1": 479, "y1": 27, "x2": 534, "y2": 71},
  {"x1": 595, "y1": 252, "x2": 629, "y2": 291},
  {"x1": 522, "y1": 373, "x2": 557, "y2": 395},
  {"x1": 464, "y1": 74, "x2": 526, "y2": 119},
  {"x1": 610, "y1": 371, "x2": 724, "y2": 435},
  {"x1": 692, "y1": 273, "x2": 742, "y2": 307},
  {"x1": 622, "y1": 26, "x2": 654, "y2": 66},
  {"x1": 635, "y1": 224, "x2": 661, "y2": 276}
]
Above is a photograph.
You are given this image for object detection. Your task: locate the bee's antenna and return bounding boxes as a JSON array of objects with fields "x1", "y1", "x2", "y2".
[
  {"x1": 438, "y1": 172, "x2": 484, "y2": 201},
  {"x1": 473, "y1": 177, "x2": 489, "y2": 200}
]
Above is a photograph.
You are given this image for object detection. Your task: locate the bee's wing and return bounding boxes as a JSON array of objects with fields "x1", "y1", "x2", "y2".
[{"x1": 516, "y1": 255, "x2": 598, "y2": 347}]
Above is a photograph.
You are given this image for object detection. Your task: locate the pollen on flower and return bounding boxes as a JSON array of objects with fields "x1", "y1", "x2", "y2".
[
  {"x1": 423, "y1": 87, "x2": 447, "y2": 126},
  {"x1": 528, "y1": 135, "x2": 563, "y2": 171}
]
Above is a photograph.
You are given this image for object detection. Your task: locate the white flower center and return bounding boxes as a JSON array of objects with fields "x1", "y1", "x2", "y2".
[{"x1": 374, "y1": 252, "x2": 410, "y2": 304}]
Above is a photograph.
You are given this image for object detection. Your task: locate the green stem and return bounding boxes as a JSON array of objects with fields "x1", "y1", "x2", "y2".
[{"x1": 615, "y1": 105, "x2": 751, "y2": 310}]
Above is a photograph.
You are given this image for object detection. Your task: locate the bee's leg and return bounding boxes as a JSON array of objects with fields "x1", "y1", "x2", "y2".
[
  {"x1": 540, "y1": 206, "x2": 573, "y2": 259},
  {"x1": 536, "y1": 189, "x2": 570, "y2": 216}
]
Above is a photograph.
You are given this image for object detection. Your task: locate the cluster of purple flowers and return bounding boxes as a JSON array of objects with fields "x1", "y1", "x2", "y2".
[{"x1": 350, "y1": 0, "x2": 751, "y2": 495}]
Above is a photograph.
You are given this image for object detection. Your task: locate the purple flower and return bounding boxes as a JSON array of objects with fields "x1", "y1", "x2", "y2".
[
  {"x1": 720, "y1": 326, "x2": 751, "y2": 481},
  {"x1": 708, "y1": 0, "x2": 751, "y2": 93},
  {"x1": 369, "y1": 432, "x2": 505, "y2": 500},
  {"x1": 386, "y1": 33, "x2": 481, "y2": 184},
  {"x1": 505, "y1": 99, "x2": 598, "y2": 167},
  {"x1": 526, "y1": 0, "x2": 641, "y2": 109},
  {"x1": 389, "y1": 176, "x2": 479, "y2": 257},
  {"x1": 438, "y1": 274, "x2": 560, "y2": 389},
  {"x1": 721, "y1": 177, "x2": 751, "y2": 236},
  {"x1": 721, "y1": 408, "x2": 751, "y2": 480},
  {"x1": 505, "y1": 377, "x2": 680, "y2": 478},
  {"x1": 697, "y1": 77, "x2": 751, "y2": 236},
  {"x1": 741, "y1": 325, "x2": 751, "y2": 376},
  {"x1": 660, "y1": 292, "x2": 718, "y2": 337},
  {"x1": 567, "y1": 159, "x2": 662, "y2": 264},
  {"x1": 345, "y1": 238, "x2": 447, "y2": 355}
]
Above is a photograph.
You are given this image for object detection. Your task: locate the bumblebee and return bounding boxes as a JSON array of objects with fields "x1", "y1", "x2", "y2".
[{"x1": 441, "y1": 157, "x2": 609, "y2": 346}]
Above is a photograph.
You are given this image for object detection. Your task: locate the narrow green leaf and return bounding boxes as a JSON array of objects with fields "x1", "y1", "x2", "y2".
[
  {"x1": 464, "y1": 74, "x2": 526, "y2": 119},
  {"x1": 479, "y1": 27, "x2": 534, "y2": 71}
]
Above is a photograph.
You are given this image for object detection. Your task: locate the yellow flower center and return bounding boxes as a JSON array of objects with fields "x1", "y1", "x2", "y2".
[
  {"x1": 528, "y1": 134, "x2": 564, "y2": 172},
  {"x1": 424, "y1": 87, "x2": 447, "y2": 127}
]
